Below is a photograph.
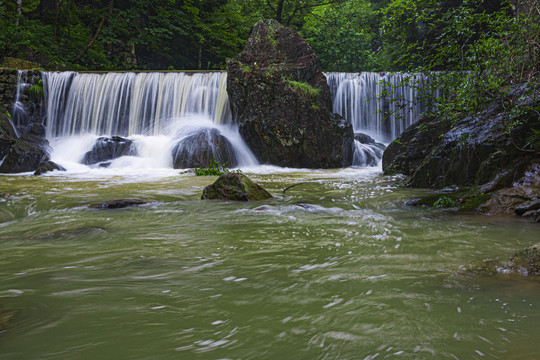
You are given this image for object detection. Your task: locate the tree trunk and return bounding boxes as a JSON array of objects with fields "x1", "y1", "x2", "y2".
[
  {"x1": 75, "y1": 0, "x2": 114, "y2": 61},
  {"x1": 15, "y1": 0, "x2": 22, "y2": 26},
  {"x1": 54, "y1": 0, "x2": 63, "y2": 43},
  {"x1": 275, "y1": 0, "x2": 284, "y2": 23}
]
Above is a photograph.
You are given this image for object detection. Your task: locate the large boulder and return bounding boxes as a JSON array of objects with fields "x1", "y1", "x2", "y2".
[
  {"x1": 383, "y1": 86, "x2": 539, "y2": 189},
  {"x1": 202, "y1": 173, "x2": 272, "y2": 201},
  {"x1": 171, "y1": 128, "x2": 237, "y2": 169},
  {"x1": 81, "y1": 136, "x2": 137, "y2": 166},
  {"x1": 226, "y1": 19, "x2": 353, "y2": 168},
  {"x1": 0, "y1": 107, "x2": 51, "y2": 173}
]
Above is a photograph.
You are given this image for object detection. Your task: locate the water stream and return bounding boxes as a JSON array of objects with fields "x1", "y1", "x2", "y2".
[{"x1": 0, "y1": 169, "x2": 538, "y2": 359}]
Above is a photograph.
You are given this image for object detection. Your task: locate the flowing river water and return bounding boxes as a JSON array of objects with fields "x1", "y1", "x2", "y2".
[{"x1": 0, "y1": 167, "x2": 539, "y2": 359}]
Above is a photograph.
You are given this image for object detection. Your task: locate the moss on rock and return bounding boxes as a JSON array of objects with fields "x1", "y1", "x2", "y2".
[{"x1": 201, "y1": 173, "x2": 272, "y2": 201}]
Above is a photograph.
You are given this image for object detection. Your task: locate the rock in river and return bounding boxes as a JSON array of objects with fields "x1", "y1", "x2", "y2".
[
  {"x1": 226, "y1": 19, "x2": 353, "y2": 168},
  {"x1": 171, "y1": 128, "x2": 237, "y2": 169},
  {"x1": 202, "y1": 173, "x2": 272, "y2": 201}
]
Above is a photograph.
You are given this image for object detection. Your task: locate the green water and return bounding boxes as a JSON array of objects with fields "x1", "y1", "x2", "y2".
[{"x1": 0, "y1": 168, "x2": 539, "y2": 359}]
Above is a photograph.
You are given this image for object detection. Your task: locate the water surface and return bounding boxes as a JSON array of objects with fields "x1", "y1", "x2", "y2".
[{"x1": 0, "y1": 168, "x2": 538, "y2": 359}]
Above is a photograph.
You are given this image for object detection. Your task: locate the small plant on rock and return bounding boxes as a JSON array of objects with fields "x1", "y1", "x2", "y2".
[
  {"x1": 194, "y1": 158, "x2": 242, "y2": 176},
  {"x1": 433, "y1": 196, "x2": 456, "y2": 208}
]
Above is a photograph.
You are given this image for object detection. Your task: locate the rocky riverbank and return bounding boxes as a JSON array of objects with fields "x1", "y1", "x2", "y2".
[{"x1": 383, "y1": 83, "x2": 540, "y2": 221}]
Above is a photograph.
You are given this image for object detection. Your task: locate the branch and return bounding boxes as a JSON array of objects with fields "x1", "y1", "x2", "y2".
[{"x1": 74, "y1": 0, "x2": 114, "y2": 61}]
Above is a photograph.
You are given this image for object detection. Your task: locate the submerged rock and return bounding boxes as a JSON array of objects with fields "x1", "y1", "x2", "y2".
[
  {"x1": 171, "y1": 128, "x2": 237, "y2": 169},
  {"x1": 466, "y1": 243, "x2": 540, "y2": 276},
  {"x1": 81, "y1": 136, "x2": 137, "y2": 166},
  {"x1": 89, "y1": 199, "x2": 146, "y2": 209},
  {"x1": 202, "y1": 173, "x2": 272, "y2": 201},
  {"x1": 226, "y1": 19, "x2": 353, "y2": 168},
  {"x1": 34, "y1": 161, "x2": 66, "y2": 175}
]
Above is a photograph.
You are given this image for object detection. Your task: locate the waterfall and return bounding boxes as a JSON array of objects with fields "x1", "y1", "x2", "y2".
[
  {"x1": 43, "y1": 71, "x2": 232, "y2": 138},
  {"x1": 326, "y1": 72, "x2": 438, "y2": 142},
  {"x1": 41, "y1": 71, "x2": 436, "y2": 169}
]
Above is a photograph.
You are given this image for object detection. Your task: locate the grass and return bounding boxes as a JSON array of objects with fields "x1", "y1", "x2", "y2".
[
  {"x1": 194, "y1": 158, "x2": 242, "y2": 176},
  {"x1": 282, "y1": 78, "x2": 320, "y2": 98}
]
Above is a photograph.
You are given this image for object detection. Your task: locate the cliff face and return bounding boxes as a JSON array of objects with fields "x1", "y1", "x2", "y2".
[{"x1": 226, "y1": 19, "x2": 353, "y2": 168}]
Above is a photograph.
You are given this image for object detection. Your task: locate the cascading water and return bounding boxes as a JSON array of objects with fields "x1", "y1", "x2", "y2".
[
  {"x1": 42, "y1": 71, "x2": 435, "y2": 170},
  {"x1": 43, "y1": 71, "x2": 232, "y2": 137},
  {"x1": 326, "y1": 72, "x2": 439, "y2": 167},
  {"x1": 326, "y1": 72, "x2": 439, "y2": 142},
  {"x1": 42, "y1": 71, "x2": 254, "y2": 171}
]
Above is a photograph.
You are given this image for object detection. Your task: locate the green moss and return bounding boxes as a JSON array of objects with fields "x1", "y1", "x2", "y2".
[
  {"x1": 391, "y1": 138, "x2": 407, "y2": 148},
  {"x1": 459, "y1": 191, "x2": 490, "y2": 212},
  {"x1": 412, "y1": 187, "x2": 491, "y2": 212},
  {"x1": 508, "y1": 246, "x2": 540, "y2": 275},
  {"x1": 282, "y1": 78, "x2": 320, "y2": 98},
  {"x1": 2, "y1": 57, "x2": 40, "y2": 70}
]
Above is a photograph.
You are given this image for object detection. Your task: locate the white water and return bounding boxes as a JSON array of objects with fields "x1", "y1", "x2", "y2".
[
  {"x1": 41, "y1": 71, "x2": 436, "y2": 171},
  {"x1": 326, "y1": 72, "x2": 439, "y2": 142}
]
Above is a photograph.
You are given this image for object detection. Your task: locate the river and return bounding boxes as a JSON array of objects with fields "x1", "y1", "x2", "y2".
[{"x1": 1, "y1": 167, "x2": 538, "y2": 359}]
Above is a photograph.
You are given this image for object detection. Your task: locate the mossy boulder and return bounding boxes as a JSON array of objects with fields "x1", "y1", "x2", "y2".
[
  {"x1": 0, "y1": 135, "x2": 51, "y2": 173},
  {"x1": 202, "y1": 173, "x2": 272, "y2": 201},
  {"x1": 226, "y1": 19, "x2": 353, "y2": 168}
]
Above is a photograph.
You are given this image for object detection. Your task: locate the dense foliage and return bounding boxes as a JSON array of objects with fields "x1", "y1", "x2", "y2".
[
  {"x1": 1, "y1": 0, "x2": 536, "y2": 77},
  {"x1": 0, "y1": 0, "x2": 387, "y2": 71}
]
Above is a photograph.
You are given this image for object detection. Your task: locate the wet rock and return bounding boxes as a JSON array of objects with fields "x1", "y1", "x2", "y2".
[
  {"x1": 0, "y1": 134, "x2": 51, "y2": 173},
  {"x1": 23, "y1": 122, "x2": 46, "y2": 137},
  {"x1": 202, "y1": 173, "x2": 272, "y2": 201},
  {"x1": 171, "y1": 128, "x2": 237, "y2": 169},
  {"x1": 514, "y1": 200, "x2": 540, "y2": 216},
  {"x1": 89, "y1": 199, "x2": 146, "y2": 209},
  {"x1": 0, "y1": 107, "x2": 17, "y2": 160},
  {"x1": 81, "y1": 136, "x2": 137, "y2": 166},
  {"x1": 354, "y1": 133, "x2": 376, "y2": 144},
  {"x1": 353, "y1": 141, "x2": 386, "y2": 167},
  {"x1": 507, "y1": 244, "x2": 540, "y2": 275},
  {"x1": 227, "y1": 19, "x2": 353, "y2": 168},
  {"x1": 383, "y1": 85, "x2": 539, "y2": 189},
  {"x1": 34, "y1": 161, "x2": 66, "y2": 175}
]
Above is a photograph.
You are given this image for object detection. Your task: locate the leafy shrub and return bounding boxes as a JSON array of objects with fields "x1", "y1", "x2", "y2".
[{"x1": 433, "y1": 196, "x2": 456, "y2": 208}]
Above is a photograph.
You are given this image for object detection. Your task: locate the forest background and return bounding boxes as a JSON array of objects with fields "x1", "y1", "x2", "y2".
[{"x1": 0, "y1": 0, "x2": 535, "y2": 74}]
